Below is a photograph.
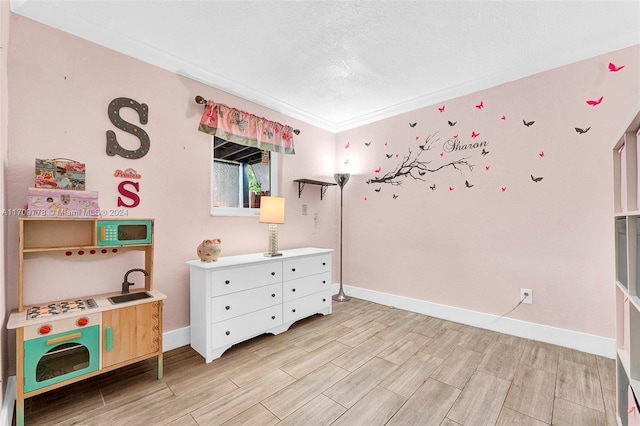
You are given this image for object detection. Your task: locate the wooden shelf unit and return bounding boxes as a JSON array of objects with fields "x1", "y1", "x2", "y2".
[
  {"x1": 613, "y1": 110, "x2": 640, "y2": 426},
  {"x1": 17, "y1": 218, "x2": 154, "y2": 312}
]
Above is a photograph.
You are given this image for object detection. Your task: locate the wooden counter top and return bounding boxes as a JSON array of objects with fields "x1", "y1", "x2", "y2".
[{"x1": 7, "y1": 289, "x2": 166, "y2": 329}]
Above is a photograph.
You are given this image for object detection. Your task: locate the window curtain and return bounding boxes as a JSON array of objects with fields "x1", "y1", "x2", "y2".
[{"x1": 198, "y1": 100, "x2": 295, "y2": 154}]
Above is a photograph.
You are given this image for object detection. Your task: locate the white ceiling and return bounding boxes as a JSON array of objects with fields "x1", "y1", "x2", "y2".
[{"x1": 9, "y1": 0, "x2": 640, "y2": 132}]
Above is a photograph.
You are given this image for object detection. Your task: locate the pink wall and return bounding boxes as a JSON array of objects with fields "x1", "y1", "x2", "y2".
[
  {"x1": 4, "y1": 10, "x2": 639, "y2": 377},
  {"x1": 0, "y1": 0, "x2": 10, "y2": 407},
  {"x1": 4, "y1": 14, "x2": 338, "y2": 344},
  {"x1": 335, "y1": 45, "x2": 640, "y2": 338}
]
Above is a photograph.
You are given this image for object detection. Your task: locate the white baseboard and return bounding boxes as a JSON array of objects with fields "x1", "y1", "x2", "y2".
[
  {"x1": 333, "y1": 283, "x2": 616, "y2": 359},
  {"x1": 163, "y1": 326, "x2": 190, "y2": 352},
  {"x1": 1, "y1": 376, "x2": 15, "y2": 426}
]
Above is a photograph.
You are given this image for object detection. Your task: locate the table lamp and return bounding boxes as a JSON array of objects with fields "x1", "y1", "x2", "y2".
[{"x1": 259, "y1": 196, "x2": 285, "y2": 257}]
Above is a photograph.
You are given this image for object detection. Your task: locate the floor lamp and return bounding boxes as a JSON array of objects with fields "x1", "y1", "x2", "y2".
[{"x1": 333, "y1": 173, "x2": 351, "y2": 302}]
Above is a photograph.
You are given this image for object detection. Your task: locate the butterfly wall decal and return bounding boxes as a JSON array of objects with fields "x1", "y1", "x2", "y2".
[
  {"x1": 586, "y1": 96, "x2": 603, "y2": 106},
  {"x1": 465, "y1": 180, "x2": 474, "y2": 188},
  {"x1": 485, "y1": 165, "x2": 490, "y2": 171},
  {"x1": 501, "y1": 187, "x2": 507, "y2": 192},
  {"x1": 344, "y1": 159, "x2": 349, "y2": 165},
  {"x1": 344, "y1": 141, "x2": 350, "y2": 148},
  {"x1": 365, "y1": 141, "x2": 372, "y2": 146},
  {"x1": 471, "y1": 131, "x2": 480, "y2": 138},
  {"x1": 374, "y1": 167, "x2": 381, "y2": 173},
  {"x1": 575, "y1": 127, "x2": 591, "y2": 134},
  {"x1": 438, "y1": 105, "x2": 445, "y2": 113},
  {"x1": 374, "y1": 187, "x2": 381, "y2": 192},
  {"x1": 386, "y1": 153, "x2": 393, "y2": 158},
  {"x1": 539, "y1": 151, "x2": 544, "y2": 157},
  {"x1": 501, "y1": 115, "x2": 506, "y2": 120},
  {"x1": 430, "y1": 184, "x2": 436, "y2": 191},
  {"x1": 418, "y1": 171, "x2": 426, "y2": 176},
  {"x1": 531, "y1": 175, "x2": 543, "y2": 183},
  {"x1": 476, "y1": 101, "x2": 484, "y2": 109},
  {"x1": 448, "y1": 121, "x2": 457, "y2": 127},
  {"x1": 481, "y1": 148, "x2": 489, "y2": 156},
  {"x1": 392, "y1": 194, "x2": 398, "y2": 199},
  {"x1": 409, "y1": 122, "x2": 417, "y2": 127},
  {"x1": 609, "y1": 62, "x2": 625, "y2": 72},
  {"x1": 523, "y1": 120, "x2": 535, "y2": 127}
]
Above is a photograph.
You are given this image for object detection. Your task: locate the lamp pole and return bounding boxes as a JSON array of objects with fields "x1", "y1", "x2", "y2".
[{"x1": 333, "y1": 173, "x2": 351, "y2": 302}]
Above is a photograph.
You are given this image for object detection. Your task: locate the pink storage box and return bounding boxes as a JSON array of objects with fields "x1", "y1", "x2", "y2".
[{"x1": 27, "y1": 188, "x2": 100, "y2": 218}]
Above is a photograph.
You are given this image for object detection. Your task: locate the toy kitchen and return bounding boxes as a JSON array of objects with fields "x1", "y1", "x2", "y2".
[{"x1": 7, "y1": 217, "x2": 166, "y2": 426}]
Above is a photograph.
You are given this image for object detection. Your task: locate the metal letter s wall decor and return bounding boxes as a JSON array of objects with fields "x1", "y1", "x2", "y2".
[{"x1": 106, "y1": 97, "x2": 150, "y2": 159}]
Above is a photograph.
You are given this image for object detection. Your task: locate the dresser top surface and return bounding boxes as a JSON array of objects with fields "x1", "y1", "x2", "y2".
[{"x1": 186, "y1": 247, "x2": 333, "y2": 269}]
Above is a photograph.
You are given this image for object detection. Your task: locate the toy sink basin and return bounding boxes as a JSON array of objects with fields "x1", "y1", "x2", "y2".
[{"x1": 108, "y1": 292, "x2": 152, "y2": 304}]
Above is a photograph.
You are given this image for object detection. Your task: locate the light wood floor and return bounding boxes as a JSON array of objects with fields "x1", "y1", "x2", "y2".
[{"x1": 20, "y1": 298, "x2": 617, "y2": 425}]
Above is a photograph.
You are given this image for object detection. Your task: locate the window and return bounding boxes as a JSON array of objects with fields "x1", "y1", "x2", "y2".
[{"x1": 211, "y1": 137, "x2": 278, "y2": 217}]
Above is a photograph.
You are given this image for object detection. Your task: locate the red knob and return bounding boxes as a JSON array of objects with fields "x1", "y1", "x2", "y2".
[
  {"x1": 38, "y1": 325, "x2": 51, "y2": 335},
  {"x1": 77, "y1": 317, "x2": 89, "y2": 327}
]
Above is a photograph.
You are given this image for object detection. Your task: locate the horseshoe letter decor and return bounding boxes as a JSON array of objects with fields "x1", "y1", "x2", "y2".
[{"x1": 106, "y1": 97, "x2": 150, "y2": 158}]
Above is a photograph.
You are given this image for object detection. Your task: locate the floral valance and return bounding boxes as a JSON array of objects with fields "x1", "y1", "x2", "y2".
[{"x1": 198, "y1": 101, "x2": 295, "y2": 154}]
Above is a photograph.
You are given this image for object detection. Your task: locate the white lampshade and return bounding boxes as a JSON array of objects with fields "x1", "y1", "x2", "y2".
[{"x1": 259, "y1": 196, "x2": 285, "y2": 224}]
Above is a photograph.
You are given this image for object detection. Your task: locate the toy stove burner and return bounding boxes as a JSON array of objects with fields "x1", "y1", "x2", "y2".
[{"x1": 26, "y1": 298, "x2": 97, "y2": 320}]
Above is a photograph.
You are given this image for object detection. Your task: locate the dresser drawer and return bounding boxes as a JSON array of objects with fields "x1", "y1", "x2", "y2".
[
  {"x1": 283, "y1": 272, "x2": 331, "y2": 302},
  {"x1": 211, "y1": 282, "x2": 282, "y2": 323},
  {"x1": 210, "y1": 262, "x2": 281, "y2": 297},
  {"x1": 283, "y1": 290, "x2": 332, "y2": 323},
  {"x1": 212, "y1": 305, "x2": 283, "y2": 346},
  {"x1": 283, "y1": 254, "x2": 331, "y2": 281}
]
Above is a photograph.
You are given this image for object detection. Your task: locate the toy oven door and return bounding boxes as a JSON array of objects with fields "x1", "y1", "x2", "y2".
[{"x1": 23, "y1": 325, "x2": 100, "y2": 393}]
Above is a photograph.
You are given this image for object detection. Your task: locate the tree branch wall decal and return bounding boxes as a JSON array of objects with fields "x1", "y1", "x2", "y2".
[{"x1": 368, "y1": 132, "x2": 474, "y2": 187}]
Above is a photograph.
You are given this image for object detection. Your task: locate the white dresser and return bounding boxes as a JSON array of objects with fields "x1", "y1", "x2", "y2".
[{"x1": 187, "y1": 247, "x2": 333, "y2": 363}]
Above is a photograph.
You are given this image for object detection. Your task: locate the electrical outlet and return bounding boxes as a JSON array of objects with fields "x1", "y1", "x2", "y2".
[
  {"x1": 520, "y1": 289, "x2": 533, "y2": 304},
  {"x1": 302, "y1": 204, "x2": 308, "y2": 216}
]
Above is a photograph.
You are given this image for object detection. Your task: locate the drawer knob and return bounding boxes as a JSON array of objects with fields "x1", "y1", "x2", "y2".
[
  {"x1": 271, "y1": 293, "x2": 276, "y2": 298},
  {"x1": 322, "y1": 280, "x2": 326, "y2": 284},
  {"x1": 271, "y1": 315, "x2": 276, "y2": 320},
  {"x1": 292, "y1": 288, "x2": 296, "y2": 292},
  {"x1": 323, "y1": 262, "x2": 326, "y2": 266},
  {"x1": 291, "y1": 268, "x2": 296, "y2": 272},
  {"x1": 225, "y1": 331, "x2": 230, "y2": 336},
  {"x1": 323, "y1": 298, "x2": 326, "y2": 302},
  {"x1": 292, "y1": 309, "x2": 296, "y2": 313},
  {"x1": 225, "y1": 280, "x2": 230, "y2": 285},
  {"x1": 271, "y1": 272, "x2": 276, "y2": 276},
  {"x1": 225, "y1": 305, "x2": 230, "y2": 310}
]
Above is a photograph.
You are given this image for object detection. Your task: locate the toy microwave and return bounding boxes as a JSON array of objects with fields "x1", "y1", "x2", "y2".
[{"x1": 96, "y1": 219, "x2": 152, "y2": 246}]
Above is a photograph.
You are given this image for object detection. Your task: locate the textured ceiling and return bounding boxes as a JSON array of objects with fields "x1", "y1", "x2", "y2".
[{"x1": 9, "y1": 0, "x2": 640, "y2": 132}]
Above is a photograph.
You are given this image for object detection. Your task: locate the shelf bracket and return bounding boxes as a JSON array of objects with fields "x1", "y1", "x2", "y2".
[{"x1": 296, "y1": 181, "x2": 306, "y2": 198}]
